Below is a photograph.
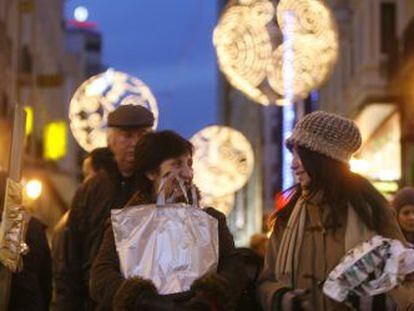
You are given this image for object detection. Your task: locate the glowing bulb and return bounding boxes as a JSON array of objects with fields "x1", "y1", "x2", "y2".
[
  {"x1": 74, "y1": 6, "x2": 89, "y2": 22},
  {"x1": 25, "y1": 179, "x2": 42, "y2": 200}
]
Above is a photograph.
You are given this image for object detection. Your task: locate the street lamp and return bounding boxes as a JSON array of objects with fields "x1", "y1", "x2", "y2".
[{"x1": 24, "y1": 179, "x2": 42, "y2": 201}]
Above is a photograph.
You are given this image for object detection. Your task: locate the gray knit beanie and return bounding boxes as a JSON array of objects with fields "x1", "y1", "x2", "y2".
[
  {"x1": 392, "y1": 187, "x2": 414, "y2": 213},
  {"x1": 286, "y1": 111, "x2": 362, "y2": 163}
]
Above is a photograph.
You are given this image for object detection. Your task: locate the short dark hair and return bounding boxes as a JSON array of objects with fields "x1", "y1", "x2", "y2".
[
  {"x1": 88, "y1": 147, "x2": 117, "y2": 174},
  {"x1": 133, "y1": 130, "x2": 193, "y2": 194}
]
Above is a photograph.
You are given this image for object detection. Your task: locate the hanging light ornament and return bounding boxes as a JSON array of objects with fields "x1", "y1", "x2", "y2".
[
  {"x1": 191, "y1": 126, "x2": 254, "y2": 198},
  {"x1": 213, "y1": 0, "x2": 338, "y2": 105},
  {"x1": 69, "y1": 69, "x2": 158, "y2": 152}
]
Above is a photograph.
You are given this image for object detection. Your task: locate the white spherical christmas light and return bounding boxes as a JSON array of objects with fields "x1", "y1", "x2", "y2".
[
  {"x1": 191, "y1": 126, "x2": 254, "y2": 198},
  {"x1": 69, "y1": 69, "x2": 158, "y2": 152}
]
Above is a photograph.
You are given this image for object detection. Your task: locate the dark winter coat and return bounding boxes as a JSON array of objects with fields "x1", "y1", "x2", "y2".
[
  {"x1": 89, "y1": 190, "x2": 248, "y2": 310},
  {"x1": 9, "y1": 217, "x2": 52, "y2": 311},
  {"x1": 53, "y1": 169, "x2": 136, "y2": 311}
]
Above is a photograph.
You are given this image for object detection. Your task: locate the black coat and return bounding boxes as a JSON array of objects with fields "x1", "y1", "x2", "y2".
[
  {"x1": 9, "y1": 217, "x2": 52, "y2": 311},
  {"x1": 52, "y1": 169, "x2": 136, "y2": 311},
  {"x1": 89, "y1": 192, "x2": 248, "y2": 311}
]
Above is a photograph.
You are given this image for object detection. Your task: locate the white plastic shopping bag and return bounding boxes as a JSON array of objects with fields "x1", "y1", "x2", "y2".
[
  {"x1": 111, "y1": 174, "x2": 219, "y2": 294},
  {"x1": 323, "y1": 235, "x2": 414, "y2": 302}
]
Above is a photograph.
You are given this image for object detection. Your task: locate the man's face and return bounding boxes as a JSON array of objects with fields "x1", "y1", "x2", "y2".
[{"x1": 108, "y1": 127, "x2": 152, "y2": 176}]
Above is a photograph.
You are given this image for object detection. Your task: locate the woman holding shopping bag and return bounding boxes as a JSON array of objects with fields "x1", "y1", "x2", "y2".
[
  {"x1": 257, "y1": 111, "x2": 414, "y2": 311},
  {"x1": 90, "y1": 130, "x2": 248, "y2": 310}
]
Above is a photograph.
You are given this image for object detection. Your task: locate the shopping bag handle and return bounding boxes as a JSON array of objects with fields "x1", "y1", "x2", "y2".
[{"x1": 156, "y1": 173, "x2": 198, "y2": 206}]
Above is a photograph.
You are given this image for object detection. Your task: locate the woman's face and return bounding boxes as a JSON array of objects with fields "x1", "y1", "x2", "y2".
[
  {"x1": 148, "y1": 153, "x2": 194, "y2": 199},
  {"x1": 398, "y1": 205, "x2": 414, "y2": 233},
  {"x1": 291, "y1": 147, "x2": 311, "y2": 188}
]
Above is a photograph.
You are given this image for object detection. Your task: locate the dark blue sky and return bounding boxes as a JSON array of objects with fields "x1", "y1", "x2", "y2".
[{"x1": 65, "y1": 0, "x2": 219, "y2": 138}]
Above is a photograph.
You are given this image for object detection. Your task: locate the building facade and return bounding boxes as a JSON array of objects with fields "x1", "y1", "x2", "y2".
[
  {"x1": 319, "y1": 0, "x2": 414, "y2": 192},
  {"x1": 0, "y1": 0, "x2": 104, "y2": 233}
]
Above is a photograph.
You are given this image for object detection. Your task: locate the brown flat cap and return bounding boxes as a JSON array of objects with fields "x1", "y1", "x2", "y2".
[{"x1": 107, "y1": 105, "x2": 154, "y2": 128}]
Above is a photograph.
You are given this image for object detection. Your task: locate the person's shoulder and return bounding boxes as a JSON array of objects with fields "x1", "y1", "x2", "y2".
[
  {"x1": 202, "y1": 207, "x2": 226, "y2": 222},
  {"x1": 79, "y1": 170, "x2": 116, "y2": 195}
]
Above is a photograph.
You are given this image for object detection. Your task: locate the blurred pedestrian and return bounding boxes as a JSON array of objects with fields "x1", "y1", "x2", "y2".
[
  {"x1": 392, "y1": 187, "x2": 414, "y2": 244},
  {"x1": 0, "y1": 171, "x2": 52, "y2": 311},
  {"x1": 257, "y1": 111, "x2": 414, "y2": 310},
  {"x1": 90, "y1": 130, "x2": 248, "y2": 311},
  {"x1": 51, "y1": 147, "x2": 116, "y2": 305},
  {"x1": 82, "y1": 147, "x2": 117, "y2": 182},
  {"x1": 53, "y1": 105, "x2": 154, "y2": 311}
]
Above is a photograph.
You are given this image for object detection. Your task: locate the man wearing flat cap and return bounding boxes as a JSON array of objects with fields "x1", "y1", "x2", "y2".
[{"x1": 53, "y1": 105, "x2": 154, "y2": 311}]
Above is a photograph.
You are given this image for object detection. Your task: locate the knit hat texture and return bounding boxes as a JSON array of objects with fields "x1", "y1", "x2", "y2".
[
  {"x1": 392, "y1": 187, "x2": 414, "y2": 213},
  {"x1": 286, "y1": 111, "x2": 362, "y2": 163}
]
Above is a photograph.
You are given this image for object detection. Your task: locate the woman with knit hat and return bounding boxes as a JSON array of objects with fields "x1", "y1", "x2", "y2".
[
  {"x1": 392, "y1": 187, "x2": 414, "y2": 244},
  {"x1": 257, "y1": 111, "x2": 414, "y2": 310}
]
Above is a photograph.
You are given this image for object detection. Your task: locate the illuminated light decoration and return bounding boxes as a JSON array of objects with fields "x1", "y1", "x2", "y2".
[
  {"x1": 25, "y1": 179, "x2": 42, "y2": 200},
  {"x1": 281, "y1": 10, "x2": 296, "y2": 189},
  {"x1": 44, "y1": 121, "x2": 67, "y2": 160},
  {"x1": 277, "y1": 0, "x2": 335, "y2": 39},
  {"x1": 24, "y1": 106, "x2": 33, "y2": 136},
  {"x1": 201, "y1": 194, "x2": 235, "y2": 216},
  {"x1": 268, "y1": 36, "x2": 333, "y2": 99},
  {"x1": 69, "y1": 69, "x2": 158, "y2": 152},
  {"x1": 272, "y1": 0, "x2": 339, "y2": 98},
  {"x1": 74, "y1": 6, "x2": 89, "y2": 22},
  {"x1": 213, "y1": 0, "x2": 338, "y2": 105},
  {"x1": 213, "y1": 1, "x2": 275, "y2": 105},
  {"x1": 191, "y1": 126, "x2": 254, "y2": 198}
]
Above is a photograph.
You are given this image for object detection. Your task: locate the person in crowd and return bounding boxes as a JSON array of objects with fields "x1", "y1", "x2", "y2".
[
  {"x1": 53, "y1": 105, "x2": 154, "y2": 311},
  {"x1": 257, "y1": 111, "x2": 414, "y2": 310},
  {"x1": 392, "y1": 187, "x2": 414, "y2": 244},
  {"x1": 0, "y1": 171, "x2": 52, "y2": 311},
  {"x1": 51, "y1": 147, "x2": 117, "y2": 305},
  {"x1": 82, "y1": 147, "x2": 117, "y2": 182},
  {"x1": 90, "y1": 130, "x2": 248, "y2": 310}
]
